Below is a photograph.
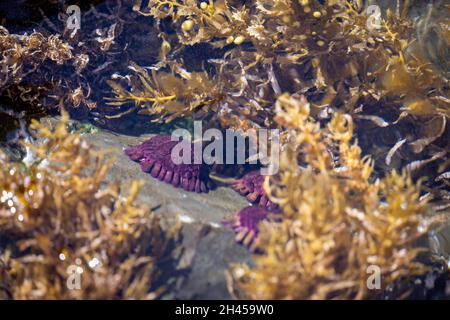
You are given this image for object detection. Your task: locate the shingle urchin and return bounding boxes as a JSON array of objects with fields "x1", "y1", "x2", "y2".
[
  {"x1": 223, "y1": 206, "x2": 274, "y2": 251},
  {"x1": 125, "y1": 135, "x2": 213, "y2": 193},
  {"x1": 231, "y1": 170, "x2": 277, "y2": 210}
]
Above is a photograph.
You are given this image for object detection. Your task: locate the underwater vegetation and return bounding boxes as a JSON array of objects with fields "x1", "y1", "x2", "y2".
[
  {"x1": 0, "y1": 111, "x2": 183, "y2": 299},
  {"x1": 0, "y1": 26, "x2": 77, "y2": 88},
  {"x1": 106, "y1": 0, "x2": 450, "y2": 198},
  {"x1": 0, "y1": 0, "x2": 448, "y2": 300},
  {"x1": 0, "y1": 0, "x2": 447, "y2": 192},
  {"x1": 0, "y1": 0, "x2": 169, "y2": 136},
  {"x1": 228, "y1": 93, "x2": 446, "y2": 299},
  {"x1": 0, "y1": 25, "x2": 86, "y2": 141}
]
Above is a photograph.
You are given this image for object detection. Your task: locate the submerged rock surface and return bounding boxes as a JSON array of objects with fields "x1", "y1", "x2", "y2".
[{"x1": 63, "y1": 118, "x2": 251, "y2": 299}]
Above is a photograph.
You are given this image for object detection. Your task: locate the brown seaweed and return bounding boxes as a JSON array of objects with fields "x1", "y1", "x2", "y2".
[
  {"x1": 0, "y1": 110, "x2": 183, "y2": 299},
  {"x1": 228, "y1": 94, "x2": 446, "y2": 300}
]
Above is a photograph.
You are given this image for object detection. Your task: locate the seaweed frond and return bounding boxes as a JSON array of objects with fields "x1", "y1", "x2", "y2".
[
  {"x1": 120, "y1": 0, "x2": 449, "y2": 188},
  {"x1": 0, "y1": 26, "x2": 74, "y2": 85},
  {"x1": 106, "y1": 62, "x2": 220, "y2": 123},
  {"x1": 229, "y1": 93, "x2": 441, "y2": 300},
  {"x1": 0, "y1": 110, "x2": 182, "y2": 299}
]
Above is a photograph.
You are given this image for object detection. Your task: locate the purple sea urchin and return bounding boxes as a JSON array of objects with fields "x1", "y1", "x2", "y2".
[
  {"x1": 231, "y1": 171, "x2": 277, "y2": 210},
  {"x1": 125, "y1": 135, "x2": 212, "y2": 193}
]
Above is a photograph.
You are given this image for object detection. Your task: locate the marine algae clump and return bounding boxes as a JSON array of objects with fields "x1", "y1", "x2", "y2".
[
  {"x1": 229, "y1": 94, "x2": 443, "y2": 300},
  {"x1": 0, "y1": 110, "x2": 182, "y2": 299},
  {"x1": 106, "y1": 0, "x2": 449, "y2": 196}
]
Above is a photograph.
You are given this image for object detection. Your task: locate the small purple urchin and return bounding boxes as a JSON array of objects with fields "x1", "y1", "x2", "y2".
[
  {"x1": 223, "y1": 206, "x2": 273, "y2": 251},
  {"x1": 125, "y1": 135, "x2": 212, "y2": 193},
  {"x1": 231, "y1": 170, "x2": 277, "y2": 210}
]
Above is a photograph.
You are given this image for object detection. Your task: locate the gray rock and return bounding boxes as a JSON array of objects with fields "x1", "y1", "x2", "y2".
[{"x1": 75, "y1": 121, "x2": 252, "y2": 299}]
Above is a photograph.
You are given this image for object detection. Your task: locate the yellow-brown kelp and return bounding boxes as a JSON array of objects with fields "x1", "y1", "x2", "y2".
[
  {"x1": 0, "y1": 25, "x2": 89, "y2": 140},
  {"x1": 0, "y1": 111, "x2": 182, "y2": 299},
  {"x1": 107, "y1": 1, "x2": 448, "y2": 193},
  {"x1": 113, "y1": 0, "x2": 447, "y2": 123},
  {"x1": 0, "y1": 26, "x2": 87, "y2": 106},
  {"x1": 0, "y1": 1, "x2": 163, "y2": 134},
  {"x1": 228, "y1": 93, "x2": 444, "y2": 299},
  {"x1": 0, "y1": 26, "x2": 76, "y2": 85}
]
